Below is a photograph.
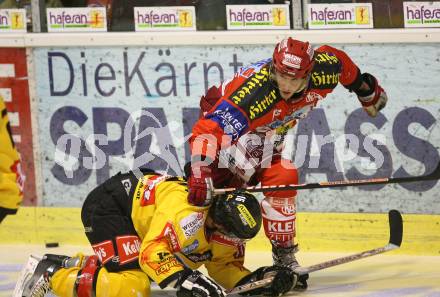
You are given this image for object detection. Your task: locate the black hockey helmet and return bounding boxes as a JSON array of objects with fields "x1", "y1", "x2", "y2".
[{"x1": 210, "y1": 190, "x2": 262, "y2": 240}]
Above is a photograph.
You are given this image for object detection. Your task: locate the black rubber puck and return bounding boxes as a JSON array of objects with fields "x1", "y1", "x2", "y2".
[{"x1": 45, "y1": 242, "x2": 59, "y2": 248}]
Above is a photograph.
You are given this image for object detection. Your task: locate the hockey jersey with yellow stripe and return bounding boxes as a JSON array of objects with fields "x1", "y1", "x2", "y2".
[
  {"x1": 130, "y1": 174, "x2": 251, "y2": 290},
  {"x1": 0, "y1": 97, "x2": 24, "y2": 211}
]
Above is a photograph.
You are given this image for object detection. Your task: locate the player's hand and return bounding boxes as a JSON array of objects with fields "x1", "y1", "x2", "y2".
[
  {"x1": 356, "y1": 73, "x2": 388, "y2": 117},
  {"x1": 235, "y1": 266, "x2": 297, "y2": 296},
  {"x1": 187, "y1": 162, "x2": 213, "y2": 206},
  {"x1": 293, "y1": 272, "x2": 309, "y2": 291},
  {"x1": 176, "y1": 269, "x2": 225, "y2": 297}
]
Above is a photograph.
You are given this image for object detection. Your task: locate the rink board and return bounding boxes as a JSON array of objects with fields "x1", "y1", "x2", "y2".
[{"x1": 1, "y1": 207, "x2": 439, "y2": 255}]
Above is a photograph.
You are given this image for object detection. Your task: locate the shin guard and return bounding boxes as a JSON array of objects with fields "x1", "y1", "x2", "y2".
[
  {"x1": 260, "y1": 196, "x2": 296, "y2": 246},
  {"x1": 75, "y1": 255, "x2": 101, "y2": 297}
]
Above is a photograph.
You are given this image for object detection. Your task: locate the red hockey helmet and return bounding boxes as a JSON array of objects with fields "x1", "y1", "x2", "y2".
[{"x1": 272, "y1": 37, "x2": 315, "y2": 79}]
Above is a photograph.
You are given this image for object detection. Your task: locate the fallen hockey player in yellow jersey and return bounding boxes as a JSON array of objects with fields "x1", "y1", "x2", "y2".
[{"x1": 16, "y1": 169, "x2": 300, "y2": 296}]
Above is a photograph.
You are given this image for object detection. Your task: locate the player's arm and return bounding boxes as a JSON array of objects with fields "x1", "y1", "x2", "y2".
[
  {"x1": 188, "y1": 117, "x2": 227, "y2": 206},
  {"x1": 139, "y1": 220, "x2": 226, "y2": 297},
  {"x1": 205, "y1": 242, "x2": 297, "y2": 296},
  {"x1": 188, "y1": 94, "x2": 250, "y2": 206},
  {"x1": 318, "y1": 45, "x2": 388, "y2": 117},
  {"x1": 233, "y1": 266, "x2": 300, "y2": 296},
  {"x1": 205, "y1": 251, "x2": 250, "y2": 290}
]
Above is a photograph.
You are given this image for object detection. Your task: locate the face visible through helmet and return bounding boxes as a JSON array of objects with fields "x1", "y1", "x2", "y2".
[
  {"x1": 273, "y1": 70, "x2": 309, "y2": 99},
  {"x1": 271, "y1": 37, "x2": 315, "y2": 99}
]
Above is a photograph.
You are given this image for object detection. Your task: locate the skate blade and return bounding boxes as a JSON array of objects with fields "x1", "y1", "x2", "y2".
[{"x1": 13, "y1": 255, "x2": 41, "y2": 297}]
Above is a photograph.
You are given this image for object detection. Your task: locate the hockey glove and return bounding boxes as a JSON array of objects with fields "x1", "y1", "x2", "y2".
[
  {"x1": 187, "y1": 160, "x2": 213, "y2": 206},
  {"x1": 175, "y1": 269, "x2": 225, "y2": 297},
  {"x1": 356, "y1": 73, "x2": 388, "y2": 117},
  {"x1": 235, "y1": 266, "x2": 297, "y2": 296},
  {"x1": 293, "y1": 272, "x2": 309, "y2": 291}
]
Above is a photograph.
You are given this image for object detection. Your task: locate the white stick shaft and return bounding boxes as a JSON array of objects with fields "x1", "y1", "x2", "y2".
[
  {"x1": 227, "y1": 243, "x2": 399, "y2": 295},
  {"x1": 226, "y1": 276, "x2": 275, "y2": 295},
  {"x1": 295, "y1": 243, "x2": 399, "y2": 275}
]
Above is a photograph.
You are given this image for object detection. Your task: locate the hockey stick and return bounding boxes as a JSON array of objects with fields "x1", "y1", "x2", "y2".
[
  {"x1": 226, "y1": 275, "x2": 276, "y2": 295},
  {"x1": 226, "y1": 210, "x2": 403, "y2": 295},
  {"x1": 213, "y1": 162, "x2": 440, "y2": 195},
  {"x1": 295, "y1": 209, "x2": 402, "y2": 275}
]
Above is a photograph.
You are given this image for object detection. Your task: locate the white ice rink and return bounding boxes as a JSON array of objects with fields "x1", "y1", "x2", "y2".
[{"x1": 1, "y1": 245, "x2": 439, "y2": 297}]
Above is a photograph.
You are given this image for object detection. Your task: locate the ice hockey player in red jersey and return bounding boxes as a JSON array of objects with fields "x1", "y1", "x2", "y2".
[
  {"x1": 17, "y1": 170, "x2": 297, "y2": 297},
  {"x1": 187, "y1": 37, "x2": 388, "y2": 289}
]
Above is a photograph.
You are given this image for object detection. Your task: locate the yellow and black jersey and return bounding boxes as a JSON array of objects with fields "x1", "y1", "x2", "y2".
[
  {"x1": 128, "y1": 173, "x2": 250, "y2": 289},
  {"x1": 0, "y1": 97, "x2": 23, "y2": 212}
]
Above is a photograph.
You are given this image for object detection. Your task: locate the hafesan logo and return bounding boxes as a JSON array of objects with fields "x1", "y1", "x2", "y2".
[
  {"x1": 272, "y1": 8, "x2": 287, "y2": 26},
  {"x1": 0, "y1": 9, "x2": 27, "y2": 32},
  {"x1": 178, "y1": 9, "x2": 193, "y2": 27},
  {"x1": 308, "y1": 3, "x2": 373, "y2": 29},
  {"x1": 89, "y1": 9, "x2": 105, "y2": 28},
  {"x1": 134, "y1": 6, "x2": 196, "y2": 31},
  {"x1": 226, "y1": 4, "x2": 290, "y2": 30},
  {"x1": 46, "y1": 7, "x2": 107, "y2": 32},
  {"x1": 403, "y1": 2, "x2": 440, "y2": 28},
  {"x1": 11, "y1": 12, "x2": 25, "y2": 29},
  {"x1": 355, "y1": 6, "x2": 370, "y2": 25}
]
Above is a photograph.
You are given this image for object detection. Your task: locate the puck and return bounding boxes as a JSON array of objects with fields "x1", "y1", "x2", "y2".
[{"x1": 45, "y1": 242, "x2": 59, "y2": 248}]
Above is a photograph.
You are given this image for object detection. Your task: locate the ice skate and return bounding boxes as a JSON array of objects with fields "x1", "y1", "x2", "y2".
[
  {"x1": 14, "y1": 254, "x2": 69, "y2": 297},
  {"x1": 272, "y1": 243, "x2": 308, "y2": 290}
]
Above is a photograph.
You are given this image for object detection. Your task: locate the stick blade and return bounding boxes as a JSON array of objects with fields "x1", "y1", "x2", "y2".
[{"x1": 388, "y1": 210, "x2": 403, "y2": 247}]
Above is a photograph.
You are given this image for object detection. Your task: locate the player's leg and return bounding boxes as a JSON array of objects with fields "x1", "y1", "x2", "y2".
[
  {"x1": 259, "y1": 157, "x2": 299, "y2": 263},
  {"x1": 81, "y1": 174, "x2": 142, "y2": 272},
  {"x1": 74, "y1": 174, "x2": 146, "y2": 295},
  {"x1": 28, "y1": 173, "x2": 146, "y2": 296},
  {"x1": 258, "y1": 156, "x2": 308, "y2": 290},
  {"x1": 20, "y1": 253, "x2": 150, "y2": 297},
  {"x1": 51, "y1": 256, "x2": 150, "y2": 297}
]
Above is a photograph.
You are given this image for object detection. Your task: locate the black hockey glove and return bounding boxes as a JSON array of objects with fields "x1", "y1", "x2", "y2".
[
  {"x1": 235, "y1": 266, "x2": 297, "y2": 296},
  {"x1": 175, "y1": 269, "x2": 225, "y2": 297},
  {"x1": 294, "y1": 272, "x2": 309, "y2": 291},
  {"x1": 355, "y1": 73, "x2": 388, "y2": 117}
]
